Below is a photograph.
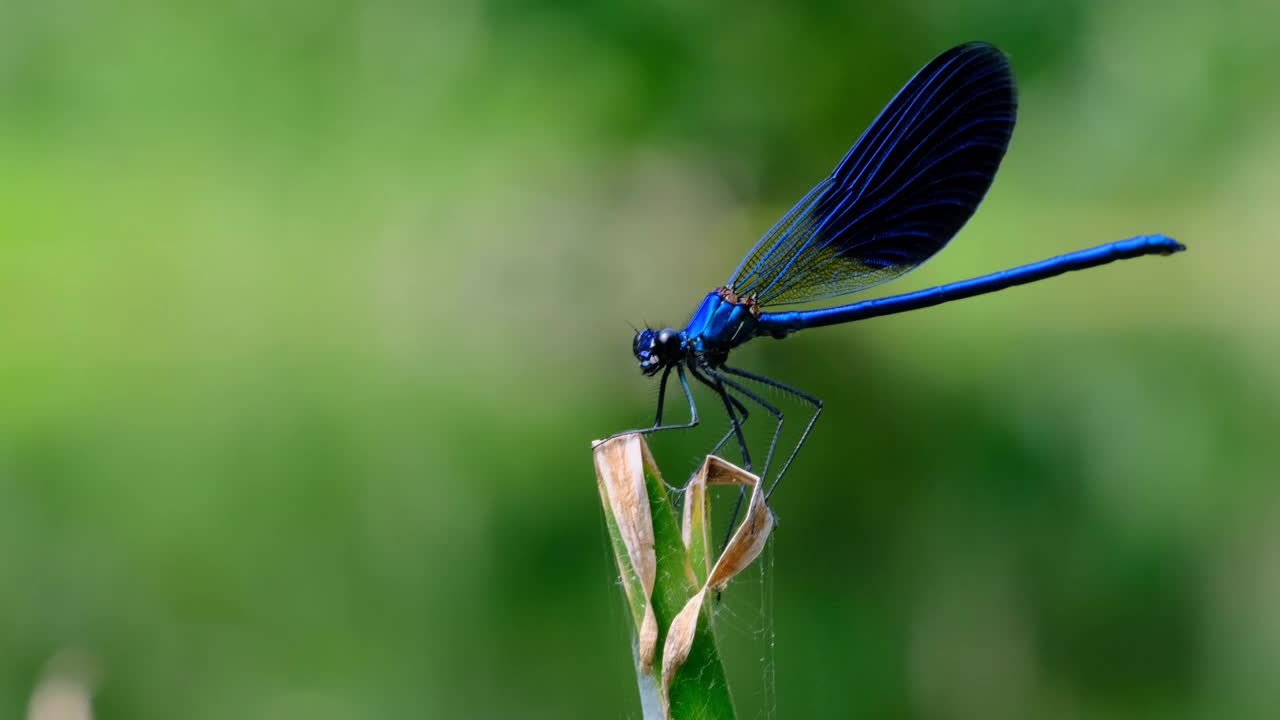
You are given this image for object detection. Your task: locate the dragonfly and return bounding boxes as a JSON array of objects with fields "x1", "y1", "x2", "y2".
[{"x1": 614, "y1": 42, "x2": 1184, "y2": 515}]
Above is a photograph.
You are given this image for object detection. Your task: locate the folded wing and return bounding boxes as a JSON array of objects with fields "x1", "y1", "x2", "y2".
[{"x1": 726, "y1": 42, "x2": 1017, "y2": 307}]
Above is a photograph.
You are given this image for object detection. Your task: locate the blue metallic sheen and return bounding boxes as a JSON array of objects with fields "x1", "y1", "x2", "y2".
[
  {"x1": 756, "y1": 234, "x2": 1184, "y2": 336},
  {"x1": 727, "y1": 42, "x2": 1018, "y2": 307},
  {"x1": 615, "y1": 42, "x2": 1186, "y2": 511},
  {"x1": 682, "y1": 291, "x2": 760, "y2": 353}
]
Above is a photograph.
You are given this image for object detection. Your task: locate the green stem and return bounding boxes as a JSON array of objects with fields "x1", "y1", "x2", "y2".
[{"x1": 595, "y1": 438, "x2": 736, "y2": 720}]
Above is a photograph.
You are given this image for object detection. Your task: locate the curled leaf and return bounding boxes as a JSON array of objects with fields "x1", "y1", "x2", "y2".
[
  {"x1": 593, "y1": 435, "x2": 771, "y2": 719},
  {"x1": 593, "y1": 435, "x2": 660, "y2": 669},
  {"x1": 661, "y1": 455, "x2": 774, "y2": 706}
]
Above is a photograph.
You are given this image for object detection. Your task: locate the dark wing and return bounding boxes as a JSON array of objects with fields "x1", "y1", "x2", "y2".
[{"x1": 726, "y1": 43, "x2": 1016, "y2": 307}]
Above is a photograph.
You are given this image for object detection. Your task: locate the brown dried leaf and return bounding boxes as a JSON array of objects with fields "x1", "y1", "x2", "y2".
[
  {"x1": 661, "y1": 455, "x2": 774, "y2": 711},
  {"x1": 593, "y1": 434, "x2": 660, "y2": 669}
]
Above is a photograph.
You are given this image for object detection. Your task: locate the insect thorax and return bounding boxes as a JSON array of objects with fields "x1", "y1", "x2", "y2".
[{"x1": 683, "y1": 287, "x2": 762, "y2": 356}]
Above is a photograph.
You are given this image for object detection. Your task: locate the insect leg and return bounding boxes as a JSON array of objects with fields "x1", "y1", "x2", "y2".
[
  {"x1": 708, "y1": 390, "x2": 750, "y2": 458},
  {"x1": 599, "y1": 364, "x2": 700, "y2": 447},
  {"x1": 720, "y1": 364, "x2": 823, "y2": 500},
  {"x1": 651, "y1": 365, "x2": 672, "y2": 426},
  {"x1": 702, "y1": 368, "x2": 786, "y2": 544},
  {"x1": 709, "y1": 371, "x2": 784, "y2": 483},
  {"x1": 688, "y1": 364, "x2": 750, "y2": 473}
]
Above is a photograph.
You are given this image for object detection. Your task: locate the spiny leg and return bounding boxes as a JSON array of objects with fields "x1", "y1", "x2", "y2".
[
  {"x1": 709, "y1": 390, "x2": 751, "y2": 459},
  {"x1": 711, "y1": 371, "x2": 785, "y2": 483},
  {"x1": 657, "y1": 367, "x2": 749, "y2": 502},
  {"x1": 704, "y1": 367, "x2": 786, "y2": 547},
  {"x1": 600, "y1": 364, "x2": 701, "y2": 446},
  {"x1": 652, "y1": 364, "x2": 672, "y2": 426},
  {"x1": 720, "y1": 364, "x2": 823, "y2": 500},
  {"x1": 688, "y1": 364, "x2": 750, "y2": 473},
  {"x1": 684, "y1": 370, "x2": 752, "y2": 604},
  {"x1": 702, "y1": 387, "x2": 750, "y2": 513}
]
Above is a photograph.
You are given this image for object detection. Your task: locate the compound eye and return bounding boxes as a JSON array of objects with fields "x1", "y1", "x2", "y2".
[{"x1": 653, "y1": 328, "x2": 681, "y2": 360}]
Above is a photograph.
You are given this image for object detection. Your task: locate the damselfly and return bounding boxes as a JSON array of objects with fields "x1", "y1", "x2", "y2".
[{"x1": 614, "y1": 42, "x2": 1183, "y2": 510}]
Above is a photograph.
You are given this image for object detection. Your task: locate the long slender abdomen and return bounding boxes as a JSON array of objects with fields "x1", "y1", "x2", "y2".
[{"x1": 757, "y1": 234, "x2": 1184, "y2": 335}]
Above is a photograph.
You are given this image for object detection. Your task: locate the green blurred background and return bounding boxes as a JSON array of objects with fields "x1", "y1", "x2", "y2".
[{"x1": 2, "y1": 1, "x2": 1278, "y2": 718}]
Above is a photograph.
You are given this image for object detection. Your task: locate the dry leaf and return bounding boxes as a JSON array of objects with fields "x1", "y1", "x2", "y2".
[{"x1": 661, "y1": 455, "x2": 773, "y2": 710}]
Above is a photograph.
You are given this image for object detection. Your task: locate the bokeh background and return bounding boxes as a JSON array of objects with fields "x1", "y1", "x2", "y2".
[{"x1": 2, "y1": 1, "x2": 1278, "y2": 718}]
